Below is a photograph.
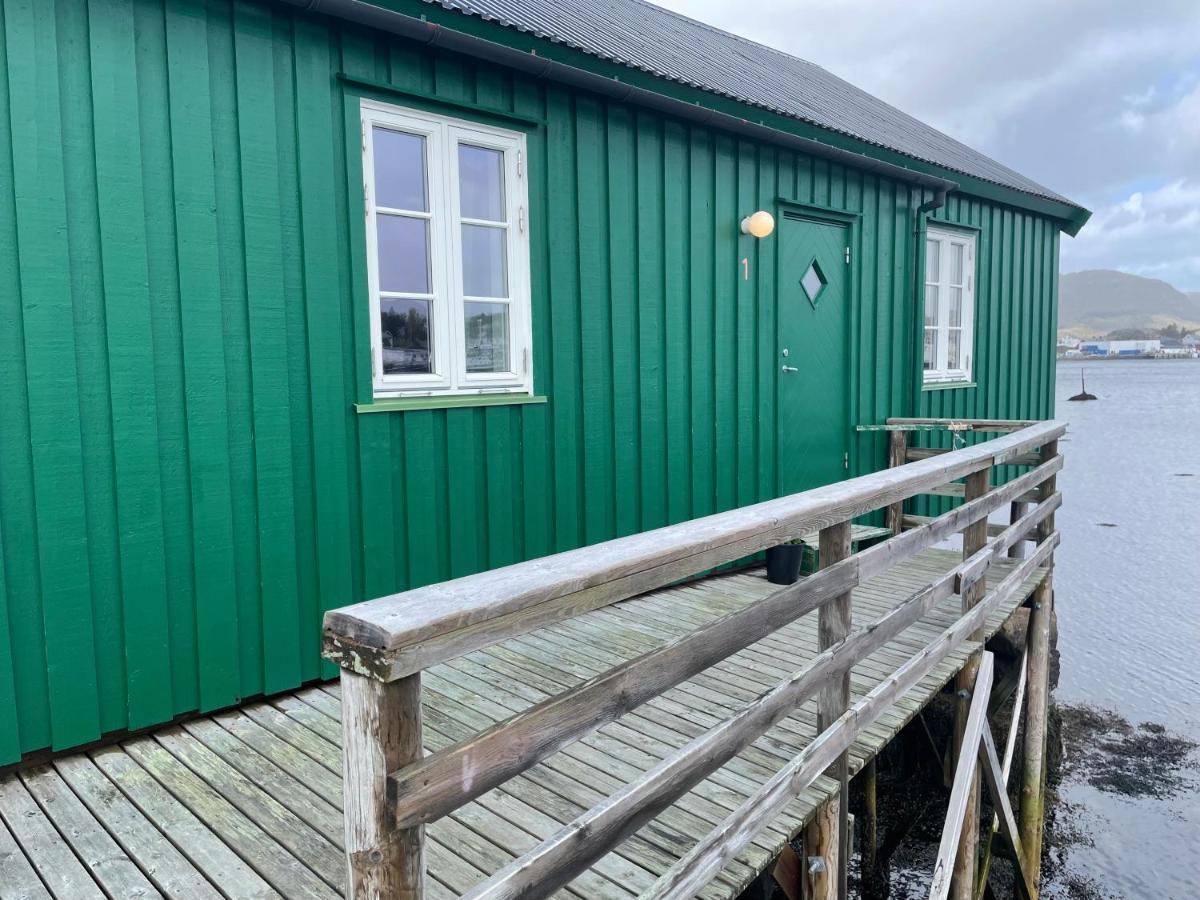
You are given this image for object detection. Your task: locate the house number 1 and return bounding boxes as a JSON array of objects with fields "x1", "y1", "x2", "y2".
[{"x1": 742, "y1": 257, "x2": 749, "y2": 281}]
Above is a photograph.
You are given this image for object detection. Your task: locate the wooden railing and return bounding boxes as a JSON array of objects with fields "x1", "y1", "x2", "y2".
[{"x1": 322, "y1": 418, "x2": 1065, "y2": 900}]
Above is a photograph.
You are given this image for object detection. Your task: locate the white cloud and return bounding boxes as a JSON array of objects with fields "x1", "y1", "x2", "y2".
[
  {"x1": 1063, "y1": 180, "x2": 1200, "y2": 288},
  {"x1": 653, "y1": 0, "x2": 1200, "y2": 288}
]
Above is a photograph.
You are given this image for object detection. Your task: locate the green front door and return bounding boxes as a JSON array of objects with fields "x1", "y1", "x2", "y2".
[{"x1": 776, "y1": 213, "x2": 851, "y2": 496}]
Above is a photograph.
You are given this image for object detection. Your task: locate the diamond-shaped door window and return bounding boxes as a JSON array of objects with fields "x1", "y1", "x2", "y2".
[{"x1": 801, "y1": 259, "x2": 827, "y2": 308}]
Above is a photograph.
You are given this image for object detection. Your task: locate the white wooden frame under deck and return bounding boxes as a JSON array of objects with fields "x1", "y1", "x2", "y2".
[{"x1": 322, "y1": 419, "x2": 1066, "y2": 900}]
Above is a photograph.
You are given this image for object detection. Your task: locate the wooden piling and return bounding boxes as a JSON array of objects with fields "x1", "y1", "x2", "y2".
[
  {"x1": 863, "y1": 757, "x2": 878, "y2": 887},
  {"x1": 341, "y1": 671, "x2": 424, "y2": 900},
  {"x1": 1019, "y1": 439, "x2": 1057, "y2": 885},
  {"x1": 1019, "y1": 574, "x2": 1052, "y2": 885},
  {"x1": 951, "y1": 466, "x2": 991, "y2": 900},
  {"x1": 803, "y1": 520, "x2": 853, "y2": 900}
]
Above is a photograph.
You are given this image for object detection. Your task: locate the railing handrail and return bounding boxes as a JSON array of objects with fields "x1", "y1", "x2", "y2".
[
  {"x1": 323, "y1": 418, "x2": 1066, "y2": 681},
  {"x1": 386, "y1": 460, "x2": 1062, "y2": 831}
]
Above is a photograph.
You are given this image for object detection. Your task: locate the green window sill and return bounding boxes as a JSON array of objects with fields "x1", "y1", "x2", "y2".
[
  {"x1": 922, "y1": 380, "x2": 977, "y2": 392},
  {"x1": 355, "y1": 394, "x2": 548, "y2": 414}
]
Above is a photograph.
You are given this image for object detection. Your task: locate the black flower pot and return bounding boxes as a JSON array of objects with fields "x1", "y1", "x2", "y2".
[{"x1": 765, "y1": 543, "x2": 803, "y2": 585}]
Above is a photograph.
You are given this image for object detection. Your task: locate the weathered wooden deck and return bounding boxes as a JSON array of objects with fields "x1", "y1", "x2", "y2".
[{"x1": 0, "y1": 549, "x2": 1043, "y2": 900}]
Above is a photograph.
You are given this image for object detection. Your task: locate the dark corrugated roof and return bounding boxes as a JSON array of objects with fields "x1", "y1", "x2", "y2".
[{"x1": 423, "y1": 0, "x2": 1077, "y2": 209}]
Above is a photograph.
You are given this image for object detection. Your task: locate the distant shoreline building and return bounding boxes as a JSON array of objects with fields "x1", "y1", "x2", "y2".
[{"x1": 1078, "y1": 339, "x2": 1161, "y2": 357}]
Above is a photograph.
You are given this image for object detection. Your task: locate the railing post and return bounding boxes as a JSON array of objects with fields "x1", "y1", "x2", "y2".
[
  {"x1": 341, "y1": 670, "x2": 424, "y2": 900},
  {"x1": 950, "y1": 465, "x2": 990, "y2": 900},
  {"x1": 1007, "y1": 501, "x2": 1028, "y2": 559},
  {"x1": 1020, "y1": 438, "x2": 1058, "y2": 886},
  {"x1": 803, "y1": 519, "x2": 852, "y2": 900},
  {"x1": 885, "y1": 430, "x2": 908, "y2": 536}
]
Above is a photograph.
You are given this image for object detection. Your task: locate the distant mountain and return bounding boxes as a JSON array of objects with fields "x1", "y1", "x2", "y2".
[{"x1": 1058, "y1": 270, "x2": 1200, "y2": 335}]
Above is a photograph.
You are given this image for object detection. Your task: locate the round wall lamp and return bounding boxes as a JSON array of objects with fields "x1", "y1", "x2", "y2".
[{"x1": 740, "y1": 210, "x2": 775, "y2": 238}]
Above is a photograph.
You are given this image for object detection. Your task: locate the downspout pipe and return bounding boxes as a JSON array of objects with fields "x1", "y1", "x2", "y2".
[
  {"x1": 279, "y1": 0, "x2": 959, "y2": 196},
  {"x1": 916, "y1": 186, "x2": 951, "y2": 221},
  {"x1": 908, "y1": 186, "x2": 951, "y2": 416}
]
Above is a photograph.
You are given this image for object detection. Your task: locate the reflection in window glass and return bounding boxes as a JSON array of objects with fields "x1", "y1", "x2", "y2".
[
  {"x1": 373, "y1": 128, "x2": 427, "y2": 211},
  {"x1": 951, "y1": 243, "x2": 964, "y2": 285},
  {"x1": 462, "y1": 224, "x2": 508, "y2": 297},
  {"x1": 464, "y1": 302, "x2": 510, "y2": 372},
  {"x1": 376, "y1": 215, "x2": 430, "y2": 293},
  {"x1": 924, "y1": 285, "x2": 938, "y2": 327},
  {"x1": 923, "y1": 329, "x2": 936, "y2": 370},
  {"x1": 458, "y1": 144, "x2": 505, "y2": 221},
  {"x1": 379, "y1": 298, "x2": 432, "y2": 374},
  {"x1": 925, "y1": 238, "x2": 940, "y2": 282}
]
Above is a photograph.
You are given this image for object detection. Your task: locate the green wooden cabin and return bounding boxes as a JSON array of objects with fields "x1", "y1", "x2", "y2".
[{"x1": 0, "y1": 0, "x2": 1087, "y2": 765}]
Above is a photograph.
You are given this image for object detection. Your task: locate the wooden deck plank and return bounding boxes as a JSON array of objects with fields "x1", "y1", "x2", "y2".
[
  {"x1": 52, "y1": 754, "x2": 223, "y2": 900},
  {"x1": 118, "y1": 740, "x2": 336, "y2": 900},
  {"x1": 18, "y1": 764, "x2": 162, "y2": 899},
  {"x1": 0, "y1": 807, "x2": 51, "y2": 900},
  {"x1": 151, "y1": 728, "x2": 345, "y2": 892},
  {"x1": 239, "y1": 703, "x2": 342, "y2": 775},
  {"x1": 211, "y1": 711, "x2": 343, "y2": 809},
  {"x1": 0, "y1": 772, "x2": 104, "y2": 899},
  {"x1": 90, "y1": 747, "x2": 280, "y2": 900},
  {"x1": 180, "y1": 718, "x2": 342, "y2": 845}
]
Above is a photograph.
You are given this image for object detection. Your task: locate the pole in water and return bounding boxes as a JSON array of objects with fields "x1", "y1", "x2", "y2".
[{"x1": 1068, "y1": 368, "x2": 1097, "y2": 402}]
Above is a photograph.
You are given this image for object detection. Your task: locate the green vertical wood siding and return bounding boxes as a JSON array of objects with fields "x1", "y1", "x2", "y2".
[{"x1": 0, "y1": 0, "x2": 1063, "y2": 762}]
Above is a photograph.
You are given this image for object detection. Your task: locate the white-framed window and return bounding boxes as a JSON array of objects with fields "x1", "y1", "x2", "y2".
[
  {"x1": 922, "y1": 226, "x2": 976, "y2": 384},
  {"x1": 362, "y1": 100, "x2": 532, "y2": 397}
]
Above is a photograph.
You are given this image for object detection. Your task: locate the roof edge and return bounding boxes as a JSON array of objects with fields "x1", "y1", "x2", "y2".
[{"x1": 285, "y1": 0, "x2": 1090, "y2": 232}]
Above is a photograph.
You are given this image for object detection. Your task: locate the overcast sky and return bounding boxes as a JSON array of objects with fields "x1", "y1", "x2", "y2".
[{"x1": 654, "y1": 0, "x2": 1200, "y2": 291}]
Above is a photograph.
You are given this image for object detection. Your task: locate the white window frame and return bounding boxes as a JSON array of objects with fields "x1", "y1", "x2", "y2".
[
  {"x1": 362, "y1": 99, "x2": 532, "y2": 398},
  {"x1": 922, "y1": 226, "x2": 976, "y2": 385}
]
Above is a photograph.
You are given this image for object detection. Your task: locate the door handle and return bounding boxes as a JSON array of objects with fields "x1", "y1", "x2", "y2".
[{"x1": 781, "y1": 365, "x2": 799, "y2": 374}]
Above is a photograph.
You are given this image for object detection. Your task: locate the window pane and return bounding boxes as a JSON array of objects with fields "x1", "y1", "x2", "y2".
[
  {"x1": 458, "y1": 144, "x2": 505, "y2": 221},
  {"x1": 377, "y1": 215, "x2": 430, "y2": 293},
  {"x1": 923, "y1": 328, "x2": 936, "y2": 371},
  {"x1": 373, "y1": 128, "x2": 427, "y2": 211},
  {"x1": 462, "y1": 224, "x2": 508, "y2": 297},
  {"x1": 949, "y1": 287, "x2": 963, "y2": 327},
  {"x1": 464, "y1": 301, "x2": 510, "y2": 373},
  {"x1": 950, "y1": 243, "x2": 964, "y2": 285},
  {"x1": 925, "y1": 238, "x2": 940, "y2": 283},
  {"x1": 379, "y1": 298, "x2": 432, "y2": 374},
  {"x1": 924, "y1": 285, "x2": 938, "y2": 327},
  {"x1": 948, "y1": 328, "x2": 961, "y2": 369}
]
